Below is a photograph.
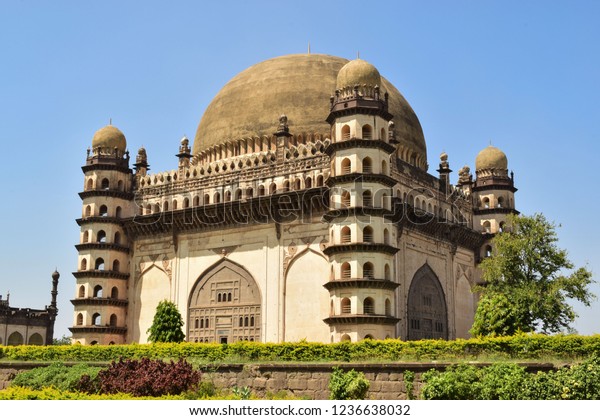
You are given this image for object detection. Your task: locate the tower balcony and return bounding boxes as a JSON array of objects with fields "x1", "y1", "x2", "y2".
[{"x1": 322, "y1": 243, "x2": 399, "y2": 257}]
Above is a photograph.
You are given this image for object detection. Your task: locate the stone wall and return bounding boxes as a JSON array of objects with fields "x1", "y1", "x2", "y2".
[{"x1": 0, "y1": 361, "x2": 554, "y2": 399}]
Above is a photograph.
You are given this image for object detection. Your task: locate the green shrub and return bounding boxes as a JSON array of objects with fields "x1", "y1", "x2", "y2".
[
  {"x1": 10, "y1": 363, "x2": 102, "y2": 392},
  {"x1": 329, "y1": 367, "x2": 370, "y2": 400},
  {"x1": 403, "y1": 370, "x2": 415, "y2": 400}
]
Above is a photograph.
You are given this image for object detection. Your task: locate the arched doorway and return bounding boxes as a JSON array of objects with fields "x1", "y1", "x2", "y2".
[
  {"x1": 407, "y1": 264, "x2": 448, "y2": 340},
  {"x1": 188, "y1": 259, "x2": 261, "y2": 344},
  {"x1": 28, "y1": 333, "x2": 44, "y2": 345},
  {"x1": 7, "y1": 331, "x2": 24, "y2": 346}
]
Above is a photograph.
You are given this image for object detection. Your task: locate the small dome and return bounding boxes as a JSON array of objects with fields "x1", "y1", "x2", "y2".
[
  {"x1": 475, "y1": 145, "x2": 508, "y2": 171},
  {"x1": 336, "y1": 58, "x2": 381, "y2": 89},
  {"x1": 92, "y1": 125, "x2": 126, "y2": 152}
]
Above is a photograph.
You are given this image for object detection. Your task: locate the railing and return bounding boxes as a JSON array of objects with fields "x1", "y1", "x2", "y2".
[
  {"x1": 363, "y1": 303, "x2": 375, "y2": 314},
  {"x1": 341, "y1": 234, "x2": 351, "y2": 243},
  {"x1": 341, "y1": 269, "x2": 352, "y2": 279},
  {"x1": 362, "y1": 164, "x2": 372, "y2": 173},
  {"x1": 363, "y1": 234, "x2": 373, "y2": 243},
  {"x1": 341, "y1": 197, "x2": 351, "y2": 207},
  {"x1": 363, "y1": 269, "x2": 374, "y2": 279},
  {"x1": 341, "y1": 303, "x2": 352, "y2": 314},
  {"x1": 341, "y1": 165, "x2": 352, "y2": 175}
]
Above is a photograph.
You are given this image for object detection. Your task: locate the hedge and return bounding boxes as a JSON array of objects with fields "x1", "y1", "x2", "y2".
[{"x1": 1, "y1": 334, "x2": 599, "y2": 363}]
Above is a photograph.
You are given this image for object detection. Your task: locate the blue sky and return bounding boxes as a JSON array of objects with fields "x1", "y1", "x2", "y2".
[{"x1": 0, "y1": 0, "x2": 598, "y2": 339}]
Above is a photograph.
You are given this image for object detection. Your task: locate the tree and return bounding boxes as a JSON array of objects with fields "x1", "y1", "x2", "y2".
[
  {"x1": 471, "y1": 213, "x2": 595, "y2": 336},
  {"x1": 147, "y1": 300, "x2": 185, "y2": 343}
]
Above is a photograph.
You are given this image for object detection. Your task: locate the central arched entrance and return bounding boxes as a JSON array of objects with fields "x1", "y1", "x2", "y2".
[
  {"x1": 407, "y1": 264, "x2": 448, "y2": 340},
  {"x1": 188, "y1": 259, "x2": 261, "y2": 343}
]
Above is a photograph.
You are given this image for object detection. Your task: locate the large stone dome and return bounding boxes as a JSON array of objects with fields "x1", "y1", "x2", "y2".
[
  {"x1": 475, "y1": 145, "x2": 508, "y2": 171},
  {"x1": 92, "y1": 125, "x2": 126, "y2": 152},
  {"x1": 192, "y1": 54, "x2": 426, "y2": 164}
]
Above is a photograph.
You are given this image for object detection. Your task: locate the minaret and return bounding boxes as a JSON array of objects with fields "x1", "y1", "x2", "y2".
[
  {"x1": 472, "y1": 145, "x2": 518, "y2": 259},
  {"x1": 322, "y1": 58, "x2": 400, "y2": 342},
  {"x1": 70, "y1": 125, "x2": 133, "y2": 345},
  {"x1": 45, "y1": 270, "x2": 60, "y2": 345}
]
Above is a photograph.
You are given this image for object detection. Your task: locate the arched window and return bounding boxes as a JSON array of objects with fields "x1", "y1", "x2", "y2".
[
  {"x1": 250, "y1": 316, "x2": 254, "y2": 327},
  {"x1": 101, "y1": 178, "x2": 110, "y2": 190},
  {"x1": 485, "y1": 245, "x2": 493, "y2": 257},
  {"x1": 76, "y1": 313, "x2": 83, "y2": 326},
  {"x1": 80, "y1": 258, "x2": 87, "y2": 271},
  {"x1": 305, "y1": 177, "x2": 312, "y2": 189},
  {"x1": 499, "y1": 221, "x2": 506, "y2": 232},
  {"x1": 146, "y1": 204, "x2": 152, "y2": 215},
  {"x1": 172, "y1": 200, "x2": 178, "y2": 210},
  {"x1": 363, "y1": 226, "x2": 373, "y2": 243},
  {"x1": 380, "y1": 127, "x2": 387, "y2": 141},
  {"x1": 86, "y1": 178, "x2": 94, "y2": 190},
  {"x1": 193, "y1": 196, "x2": 200, "y2": 207},
  {"x1": 90, "y1": 341, "x2": 98, "y2": 345},
  {"x1": 246, "y1": 187, "x2": 253, "y2": 198},
  {"x1": 258, "y1": 185, "x2": 265, "y2": 196},
  {"x1": 111, "y1": 287, "x2": 118, "y2": 299},
  {"x1": 244, "y1": 317, "x2": 249, "y2": 327},
  {"x1": 228, "y1": 292, "x2": 232, "y2": 302},
  {"x1": 203, "y1": 194, "x2": 210, "y2": 204},
  {"x1": 85, "y1": 205, "x2": 91, "y2": 217},
  {"x1": 109, "y1": 314, "x2": 117, "y2": 327},
  {"x1": 92, "y1": 313, "x2": 101, "y2": 326},
  {"x1": 483, "y1": 221, "x2": 491, "y2": 233},
  {"x1": 99, "y1": 205, "x2": 108, "y2": 217},
  {"x1": 154, "y1": 204, "x2": 160, "y2": 213},
  {"x1": 381, "y1": 160, "x2": 388, "y2": 175},
  {"x1": 217, "y1": 293, "x2": 222, "y2": 302},
  {"x1": 112, "y1": 260, "x2": 120, "y2": 272},
  {"x1": 97, "y1": 230, "x2": 106, "y2": 243},
  {"x1": 269, "y1": 183, "x2": 277, "y2": 194},
  {"x1": 7, "y1": 332, "x2": 24, "y2": 346},
  {"x1": 233, "y1": 189, "x2": 241, "y2": 200},
  {"x1": 214, "y1": 192, "x2": 221, "y2": 203},
  {"x1": 283, "y1": 180, "x2": 290, "y2": 192},
  {"x1": 117, "y1": 180, "x2": 124, "y2": 191},
  {"x1": 364, "y1": 334, "x2": 374, "y2": 340},
  {"x1": 341, "y1": 226, "x2": 351, "y2": 243},
  {"x1": 183, "y1": 197, "x2": 190, "y2": 208},
  {"x1": 483, "y1": 197, "x2": 490, "y2": 209},
  {"x1": 78, "y1": 285, "x2": 85, "y2": 298},
  {"x1": 363, "y1": 297, "x2": 375, "y2": 314},
  {"x1": 341, "y1": 297, "x2": 351, "y2": 314},
  {"x1": 341, "y1": 124, "x2": 351, "y2": 140},
  {"x1": 341, "y1": 158, "x2": 351, "y2": 175},
  {"x1": 294, "y1": 179, "x2": 301, "y2": 190},
  {"x1": 114, "y1": 232, "x2": 121, "y2": 244},
  {"x1": 385, "y1": 298, "x2": 391, "y2": 316},
  {"x1": 341, "y1": 262, "x2": 351, "y2": 279},
  {"x1": 239, "y1": 317, "x2": 243, "y2": 327},
  {"x1": 383, "y1": 229, "x2": 390, "y2": 245},
  {"x1": 316, "y1": 175, "x2": 324, "y2": 187},
  {"x1": 341, "y1": 334, "x2": 351, "y2": 342},
  {"x1": 382, "y1": 193, "x2": 389, "y2": 209},
  {"x1": 93, "y1": 285, "x2": 103, "y2": 298},
  {"x1": 341, "y1": 190, "x2": 351, "y2": 208},
  {"x1": 224, "y1": 190, "x2": 232, "y2": 202},
  {"x1": 497, "y1": 197, "x2": 504, "y2": 208},
  {"x1": 94, "y1": 258, "x2": 105, "y2": 270},
  {"x1": 163, "y1": 201, "x2": 169, "y2": 212},
  {"x1": 362, "y1": 124, "x2": 373, "y2": 140},
  {"x1": 384, "y1": 264, "x2": 391, "y2": 281},
  {"x1": 205, "y1": 318, "x2": 209, "y2": 328},
  {"x1": 362, "y1": 157, "x2": 373, "y2": 173},
  {"x1": 362, "y1": 191, "x2": 373, "y2": 207},
  {"x1": 363, "y1": 262, "x2": 374, "y2": 279}
]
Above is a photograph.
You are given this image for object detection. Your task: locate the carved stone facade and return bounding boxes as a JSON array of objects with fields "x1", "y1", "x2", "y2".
[{"x1": 71, "y1": 54, "x2": 518, "y2": 344}]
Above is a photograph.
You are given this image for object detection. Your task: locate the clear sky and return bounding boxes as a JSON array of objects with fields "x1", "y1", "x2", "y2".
[{"x1": 0, "y1": 0, "x2": 598, "y2": 339}]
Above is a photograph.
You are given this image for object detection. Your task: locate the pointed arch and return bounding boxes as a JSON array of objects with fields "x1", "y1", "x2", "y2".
[
  {"x1": 188, "y1": 258, "x2": 261, "y2": 344},
  {"x1": 407, "y1": 264, "x2": 448, "y2": 340}
]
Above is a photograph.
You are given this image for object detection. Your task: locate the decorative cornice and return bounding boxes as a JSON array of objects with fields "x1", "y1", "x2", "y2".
[
  {"x1": 322, "y1": 243, "x2": 399, "y2": 256},
  {"x1": 326, "y1": 173, "x2": 396, "y2": 188},
  {"x1": 324, "y1": 138, "x2": 396, "y2": 155},
  {"x1": 323, "y1": 315, "x2": 399, "y2": 325},
  {"x1": 75, "y1": 242, "x2": 130, "y2": 254},
  {"x1": 70, "y1": 298, "x2": 128, "y2": 307},
  {"x1": 72, "y1": 270, "x2": 130, "y2": 280},
  {"x1": 76, "y1": 217, "x2": 123, "y2": 226},
  {"x1": 79, "y1": 190, "x2": 135, "y2": 200},
  {"x1": 323, "y1": 279, "x2": 399, "y2": 291},
  {"x1": 69, "y1": 326, "x2": 127, "y2": 334},
  {"x1": 473, "y1": 207, "x2": 520, "y2": 216}
]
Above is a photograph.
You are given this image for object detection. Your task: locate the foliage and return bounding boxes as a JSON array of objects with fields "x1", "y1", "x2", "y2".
[
  {"x1": 2, "y1": 335, "x2": 600, "y2": 363},
  {"x1": 329, "y1": 367, "x2": 370, "y2": 400},
  {"x1": 472, "y1": 214, "x2": 595, "y2": 336},
  {"x1": 0, "y1": 386, "x2": 189, "y2": 400},
  {"x1": 421, "y1": 355, "x2": 600, "y2": 400},
  {"x1": 232, "y1": 385, "x2": 252, "y2": 399},
  {"x1": 52, "y1": 335, "x2": 72, "y2": 346},
  {"x1": 403, "y1": 370, "x2": 415, "y2": 400},
  {"x1": 10, "y1": 362, "x2": 102, "y2": 392},
  {"x1": 85, "y1": 357, "x2": 200, "y2": 397},
  {"x1": 147, "y1": 300, "x2": 185, "y2": 343}
]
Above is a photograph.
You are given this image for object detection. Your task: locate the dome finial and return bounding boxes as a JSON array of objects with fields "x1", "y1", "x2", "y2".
[
  {"x1": 357, "y1": 50, "x2": 360, "y2": 59},
  {"x1": 307, "y1": 42, "x2": 310, "y2": 55}
]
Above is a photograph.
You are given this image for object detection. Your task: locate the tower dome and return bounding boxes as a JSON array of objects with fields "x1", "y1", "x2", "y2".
[
  {"x1": 92, "y1": 125, "x2": 127, "y2": 152},
  {"x1": 475, "y1": 145, "x2": 508, "y2": 171},
  {"x1": 336, "y1": 58, "x2": 382, "y2": 89},
  {"x1": 192, "y1": 54, "x2": 427, "y2": 168}
]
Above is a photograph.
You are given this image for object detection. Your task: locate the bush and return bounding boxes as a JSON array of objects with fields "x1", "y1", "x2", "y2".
[
  {"x1": 89, "y1": 357, "x2": 201, "y2": 397},
  {"x1": 329, "y1": 367, "x2": 370, "y2": 400},
  {"x1": 10, "y1": 363, "x2": 102, "y2": 392}
]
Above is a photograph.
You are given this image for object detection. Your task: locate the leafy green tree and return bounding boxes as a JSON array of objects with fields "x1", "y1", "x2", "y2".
[
  {"x1": 147, "y1": 300, "x2": 185, "y2": 343},
  {"x1": 471, "y1": 213, "x2": 594, "y2": 336}
]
